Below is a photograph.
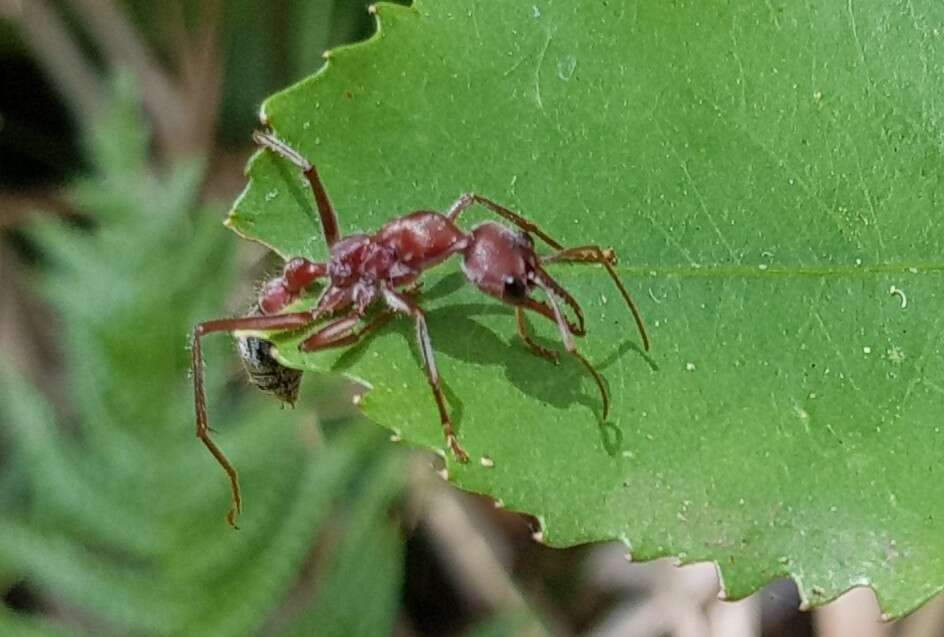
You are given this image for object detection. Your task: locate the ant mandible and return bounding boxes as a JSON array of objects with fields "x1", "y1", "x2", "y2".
[{"x1": 192, "y1": 131, "x2": 651, "y2": 527}]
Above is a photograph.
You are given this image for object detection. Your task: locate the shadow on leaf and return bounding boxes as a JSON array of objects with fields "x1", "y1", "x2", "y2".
[{"x1": 330, "y1": 292, "x2": 648, "y2": 456}]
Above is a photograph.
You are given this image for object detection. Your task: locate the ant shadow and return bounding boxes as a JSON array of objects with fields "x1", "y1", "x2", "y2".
[{"x1": 330, "y1": 272, "x2": 654, "y2": 457}]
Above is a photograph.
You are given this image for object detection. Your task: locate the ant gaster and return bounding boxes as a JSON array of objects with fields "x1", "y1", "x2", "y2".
[{"x1": 192, "y1": 131, "x2": 651, "y2": 527}]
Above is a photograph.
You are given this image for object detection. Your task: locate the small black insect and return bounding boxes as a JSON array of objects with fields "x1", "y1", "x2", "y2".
[{"x1": 234, "y1": 305, "x2": 302, "y2": 405}]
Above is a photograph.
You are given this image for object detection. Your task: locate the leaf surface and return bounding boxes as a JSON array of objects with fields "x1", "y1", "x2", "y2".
[{"x1": 228, "y1": 0, "x2": 944, "y2": 615}]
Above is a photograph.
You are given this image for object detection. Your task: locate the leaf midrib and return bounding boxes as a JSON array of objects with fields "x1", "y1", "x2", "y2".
[{"x1": 612, "y1": 262, "x2": 944, "y2": 278}]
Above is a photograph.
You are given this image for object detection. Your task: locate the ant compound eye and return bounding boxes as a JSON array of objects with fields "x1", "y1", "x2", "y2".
[{"x1": 502, "y1": 275, "x2": 528, "y2": 301}]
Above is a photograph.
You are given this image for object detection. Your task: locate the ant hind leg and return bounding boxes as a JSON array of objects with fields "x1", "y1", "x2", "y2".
[
  {"x1": 253, "y1": 131, "x2": 340, "y2": 248},
  {"x1": 191, "y1": 311, "x2": 319, "y2": 527}
]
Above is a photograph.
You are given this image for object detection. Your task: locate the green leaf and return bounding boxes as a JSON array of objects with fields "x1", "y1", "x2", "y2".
[{"x1": 228, "y1": 0, "x2": 944, "y2": 616}]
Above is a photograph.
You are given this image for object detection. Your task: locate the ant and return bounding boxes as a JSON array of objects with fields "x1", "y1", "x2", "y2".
[{"x1": 192, "y1": 131, "x2": 651, "y2": 527}]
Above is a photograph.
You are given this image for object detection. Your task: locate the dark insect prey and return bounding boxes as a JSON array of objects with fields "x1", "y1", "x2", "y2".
[
  {"x1": 192, "y1": 131, "x2": 651, "y2": 527},
  {"x1": 235, "y1": 305, "x2": 303, "y2": 405}
]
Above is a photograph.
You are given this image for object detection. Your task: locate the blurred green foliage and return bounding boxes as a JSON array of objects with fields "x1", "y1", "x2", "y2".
[
  {"x1": 216, "y1": 0, "x2": 379, "y2": 143},
  {"x1": 0, "y1": 81, "x2": 405, "y2": 637}
]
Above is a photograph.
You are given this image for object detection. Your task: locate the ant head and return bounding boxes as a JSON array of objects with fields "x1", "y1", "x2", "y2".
[{"x1": 461, "y1": 222, "x2": 539, "y2": 304}]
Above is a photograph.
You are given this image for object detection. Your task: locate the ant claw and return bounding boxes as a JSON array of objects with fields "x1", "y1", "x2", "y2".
[
  {"x1": 446, "y1": 434, "x2": 470, "y2": 463},
  {"x1": 533, "y1": 347, "x2": 559, "y2": 364}
]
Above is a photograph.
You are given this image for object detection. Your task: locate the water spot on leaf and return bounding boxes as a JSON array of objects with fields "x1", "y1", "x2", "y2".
[
  {"x1": 886, "y1": 347, "x2": 905, "y2": 364},
  {"x1": 556, "y1": 55, "x2": 577, "y2": 80}
]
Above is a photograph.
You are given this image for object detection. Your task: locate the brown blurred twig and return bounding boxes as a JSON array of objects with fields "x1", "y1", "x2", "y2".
[
  {"x1": 0, "y1": 0, "x2": 106, "y2": 130},
  {"x1": 4, "y1": 0, "x2": 223, "y2": 160},
  {"x1": 408, "y1": 457, "x2": 562, "y2": 636},
  {"x1": 67, "y1": 0, "x2": 223, "y2": 158}
]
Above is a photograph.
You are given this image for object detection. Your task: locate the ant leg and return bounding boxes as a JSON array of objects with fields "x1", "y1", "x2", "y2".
[
  {"x1": 299, "y1": 284, "x2": 421, "y2": 351},
  {"x1": 380, "y1": 287, "x2": 469, "y2": 463},
  {"x1": 446, "y1": 194, "x2": 564, "y2": 250},
  {"x1": 530, "y1": 277, "x2": 610, "y2": 420},
  {"x1": 542, "y1": 246, "x2": 650, "y2": 352},
  {"x1": 299, "y1": 310, "x2": 395, "y2": 352},
  {"x1": 253, "y1": 131, "x2": 340, "y2": 247},
  {"x1": 259, "y1": 258, "x2": 328, "y2": 315},
  {"x1": 531, "y1": 268, "x2": 586, "y2": 336},
  {"x1": 515, "y1": 306, "x2": 559, "y2": 363},
  {"x1": 192, "y1": 311, "x2": 318, "y2": 528},
  {"x1": 542, "y1": 245, "x2": 618, "y2": 265},
  {"x1": 519, "y1": 297, "x2": 581, "y2": 336}
]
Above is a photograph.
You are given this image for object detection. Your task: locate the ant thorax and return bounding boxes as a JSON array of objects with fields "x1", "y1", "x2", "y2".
[
  {"x1": 326, "y1": 234, "x2": 372, "y2": 285},
  {"x1": 376, "y1": 211, "x2": 468, "y2": 273}
]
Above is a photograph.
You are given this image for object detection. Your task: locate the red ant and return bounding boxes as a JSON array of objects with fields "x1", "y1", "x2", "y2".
[{"x1": 192, "y1": 131, "x2": 650, "y2": 527}]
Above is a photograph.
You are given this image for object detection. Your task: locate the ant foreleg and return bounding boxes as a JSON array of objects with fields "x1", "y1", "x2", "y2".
[
  {"x1": 380, "y1": 287, "x2": 469, "y2": 463},
  {"x1": 520, "y1": 296, "x2": 582, "y2": 337},
  {"x1": 253, "y1": 131, "x2": 340, "y2": 248},
  {"x1": 532, "y1": 267, "x2": 586, "y2": 336},
  {"x1": 514, "y1": 306, "x2": 559, "y2": 363},
  {"x1": 446, "y1": 194, "x2": 564, "y2": 250},
  {"x1": 530, "y1": 277, "x2": 610, "y2": 420},
  {"x1": 542, "y1": 246, "x2": 650, "y2": 352},
  {"x1": 192, "y1": 311, "x2": 318, "y2": 528}
]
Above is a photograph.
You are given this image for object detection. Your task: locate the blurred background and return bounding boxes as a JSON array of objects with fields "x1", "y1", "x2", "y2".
[{"x1": 0, "y1": 1, "x2": 941, "y2": 635}]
